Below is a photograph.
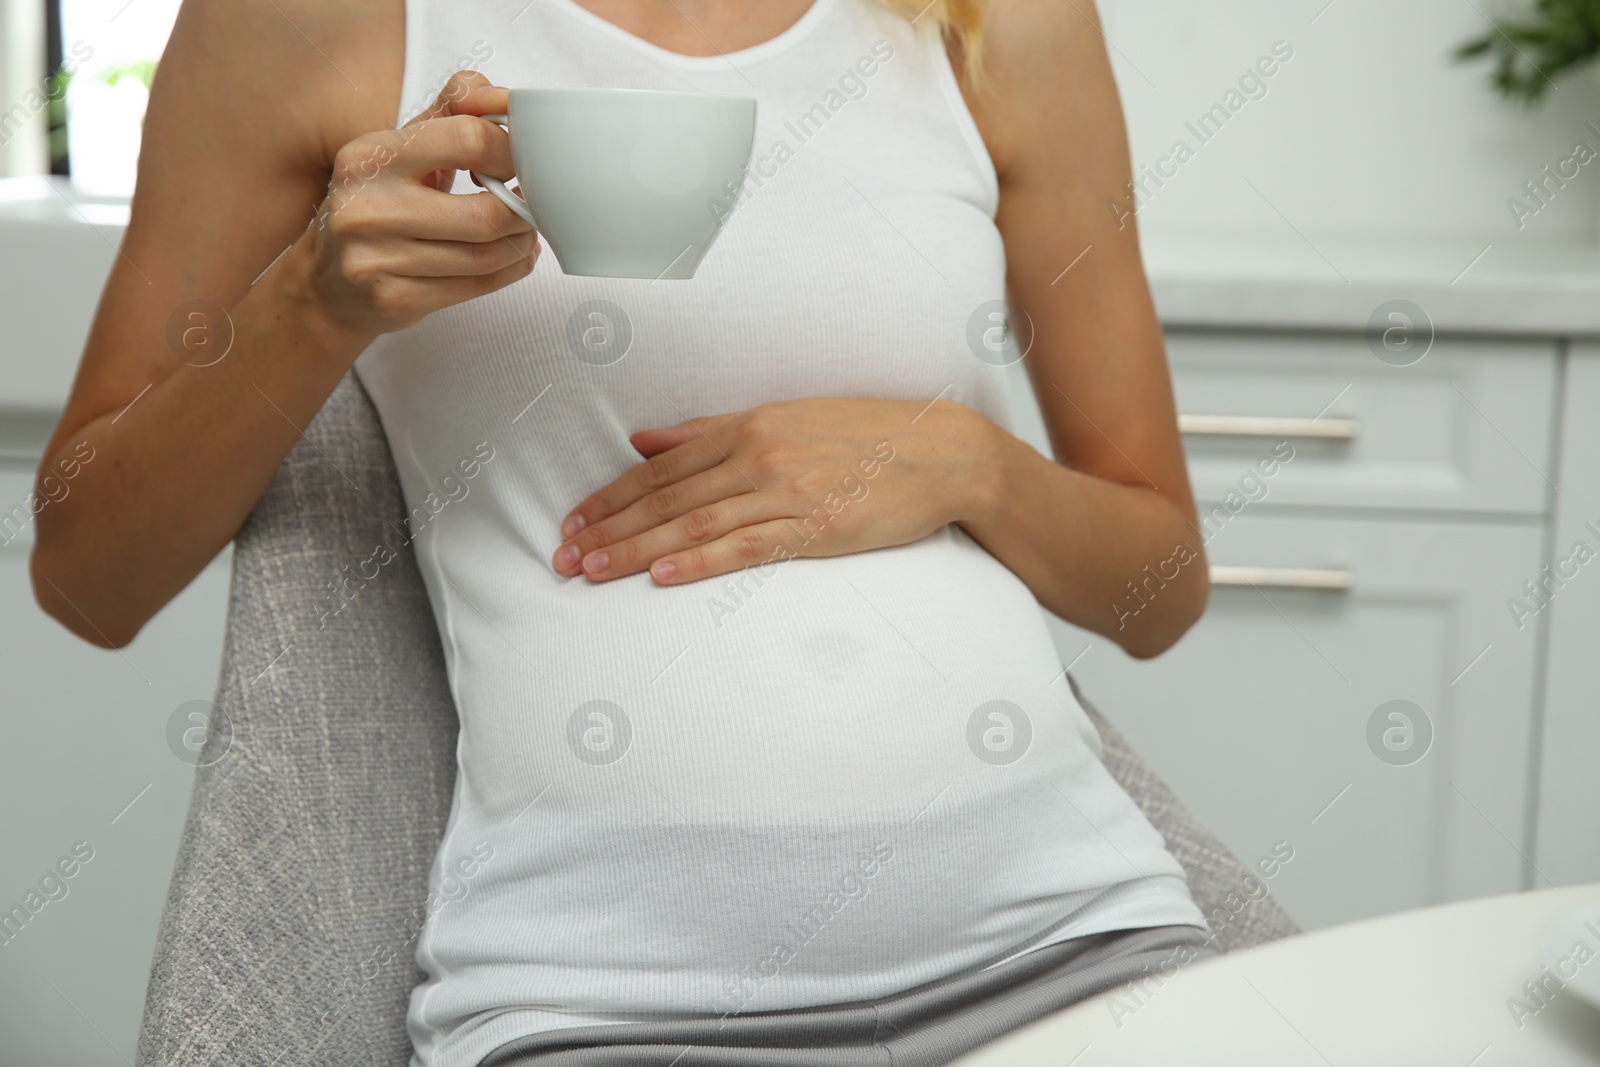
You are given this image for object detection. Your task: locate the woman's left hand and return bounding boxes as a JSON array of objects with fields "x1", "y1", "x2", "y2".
[{"x1": 551, "y1": 397, "x2": 1003, "y2": 584}]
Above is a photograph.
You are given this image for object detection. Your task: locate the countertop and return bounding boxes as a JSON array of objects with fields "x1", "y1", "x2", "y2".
[
  {"x1": 1144, "y1": 233, "x2": 1600, "y2": 337},
  {"x1": 4, "y1": 175, "x2": 1600, "y2": 417}
]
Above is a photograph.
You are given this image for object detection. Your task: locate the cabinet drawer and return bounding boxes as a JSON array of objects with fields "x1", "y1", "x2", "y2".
[
  {"x1": 1049, "y1": 511, "x2": 1545, "y2": 930},
  {"x1": 1166, "y1": 331, "x2": 1559, "y2": 515}
]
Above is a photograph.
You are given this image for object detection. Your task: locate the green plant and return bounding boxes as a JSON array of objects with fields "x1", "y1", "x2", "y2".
[
  {"x1": 99, "y1": 60, "x2": 158, "y2": 90},
  {"x1": 1456, "y1": 0, "x2": 1600, "y2": 103}
]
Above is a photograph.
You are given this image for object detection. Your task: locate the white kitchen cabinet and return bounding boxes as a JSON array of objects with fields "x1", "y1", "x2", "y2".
[
  {"x1": 1049, "y1": 513, "x2": 1545, "y2": 931},
  {"x1": 0, "y1": 468, "x2": 231, "y2": 1067},
  {"x1": 1535, "y1": 343, "x2": 1600, "y2": 888},
  {"x1": 1006, "y1": 330, "x2": 1561, "y2": 932}
]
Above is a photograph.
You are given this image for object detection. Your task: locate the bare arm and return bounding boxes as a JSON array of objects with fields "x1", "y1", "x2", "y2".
[
  {"x1": 956, "y1": 0, "x2": 1208, "y2": 658},
  {"x1": 31, "y1": 0, "x2": 535, "y2": 648}
]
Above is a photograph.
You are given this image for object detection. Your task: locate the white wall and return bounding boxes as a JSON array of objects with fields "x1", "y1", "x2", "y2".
[{"x1": 1100, "y1": 0, "x2": 1600, "y2": 247}]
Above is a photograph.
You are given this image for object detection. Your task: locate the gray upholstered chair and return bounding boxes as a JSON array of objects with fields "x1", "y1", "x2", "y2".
[{"x1": 133, "y1": 370, "x2": 1299, "y2": 1067}]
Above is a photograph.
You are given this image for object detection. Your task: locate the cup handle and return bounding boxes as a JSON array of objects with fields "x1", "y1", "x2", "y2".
[{"x1": 471, "y1": 114, "x2": 537, "y2": 228}]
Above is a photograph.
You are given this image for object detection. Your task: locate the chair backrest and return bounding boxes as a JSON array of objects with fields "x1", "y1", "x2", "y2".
[
  {"x1": 136, "y1": 371, "x2": 457, "y2": 1067},
  {"x1": 1065, "y1": 674, "x2": 1301, "y2": 954},
  {"x1": 136, "y1": 370, "x2": 1296, "y2": 1067}
]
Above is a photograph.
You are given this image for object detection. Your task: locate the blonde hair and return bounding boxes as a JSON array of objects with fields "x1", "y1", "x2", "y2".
[{"x1": 876, "y1": 0, "x2": 989, "y2": 87}]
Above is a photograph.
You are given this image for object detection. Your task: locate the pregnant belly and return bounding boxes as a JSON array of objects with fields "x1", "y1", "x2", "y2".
[
  {"x1": 445, "y1": 525, "x2": 1096, "y2": 825},
  {"x1": 420, "y1": 526, "x2": 1187, "y2": 1015}
]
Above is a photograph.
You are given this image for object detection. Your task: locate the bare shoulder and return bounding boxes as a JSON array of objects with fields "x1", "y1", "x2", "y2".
[
  {"x1": 154, "y1": 0, "x2": 404, "y2": 173},
  {"x1": 950, "y1": 0, "x2": 1125, "y2": 185},
  {"x1": 122, "y1": 0, "x2": 405, "y2": 286}
]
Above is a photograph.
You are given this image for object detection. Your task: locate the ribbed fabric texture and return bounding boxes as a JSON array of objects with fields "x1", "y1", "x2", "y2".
[{"x1": 350, "y1": 2, "x2": 1208, "y2": 1065}]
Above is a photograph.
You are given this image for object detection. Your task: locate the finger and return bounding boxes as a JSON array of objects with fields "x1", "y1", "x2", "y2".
[
  {"x1": 355, "y1": 113, "x2": 512, "y2": 182},
  {"x1": 566, "y1": 494, "x2": 787, "y2": 582},
  {"x1": 405, "y1": 71, "x2": 507, "y2": 126},
  {"x1": 649, "y1": 519, "x2": 814, "y2": 585},
  {"x1": 628, "y1": 414, "x2": 736, "y2": 458},
  {"x1": 374, "y1": 253, "x2": 537, "y2": 315},
  {"x1": 552, "y1": 463, "x2": 756, "y2": 576},
  {"x1": 383, "y1": 231, "x2": 539, "y2": 278},
  {"x1": 558, "y1": 434, "x2": 736, "y2": 538},
  {"x1": 335, "y1": 182, "x2": 534, "y2": 242}
]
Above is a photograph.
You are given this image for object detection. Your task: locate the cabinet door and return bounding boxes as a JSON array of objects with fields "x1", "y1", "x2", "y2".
[
  {"x1": 0, "y1": 470, "x2": 232, "y2": 1067},
  {"x1": 1537, "y1": 343, "x2": 1600, "y2": 885},
  {"x1": 1044, "y1": 512, "x2": 1544, "y2": 931}
]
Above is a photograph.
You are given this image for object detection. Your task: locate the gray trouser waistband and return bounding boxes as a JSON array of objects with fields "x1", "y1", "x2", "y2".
[{"x1": 476, "y1": 923, "x2": 1216, "y2": 1067}]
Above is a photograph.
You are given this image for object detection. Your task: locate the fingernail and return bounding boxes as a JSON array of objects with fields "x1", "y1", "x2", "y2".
[
  {"x1": 651, "y1": 559, "x2": 677, "y2": 581},
  {"x1": 561, "y1": 514, "x2": 585, "y2": 538},
  {"x1": 554, "y1": 544, "x2": 580, "y2": 570},
  {"x1": 582, "y1": 551, "x2": 608, "y2": 575}
]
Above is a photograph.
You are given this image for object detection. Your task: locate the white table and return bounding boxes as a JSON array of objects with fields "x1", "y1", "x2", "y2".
[{"x1": 952, "y1": 885, "x2": 1600, "y2": 1067}]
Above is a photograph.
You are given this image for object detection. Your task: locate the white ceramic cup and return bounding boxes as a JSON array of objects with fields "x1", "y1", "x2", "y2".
[{"x1": 472, "y1": 87, "x2": 757, "y2": 280}]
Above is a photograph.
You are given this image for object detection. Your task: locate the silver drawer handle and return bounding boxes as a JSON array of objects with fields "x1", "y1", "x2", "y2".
[
  {"x1": 1210, "y1": 565, "x2": 1354, "y2": 591},
  {"x1": 1179, "y1": 414, "x2": 1359, "y2": 440}
]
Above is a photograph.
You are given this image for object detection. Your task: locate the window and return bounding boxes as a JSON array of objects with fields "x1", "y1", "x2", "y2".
[{"x1": 53, "y1": 0, "x2": 182, "y2": 196}]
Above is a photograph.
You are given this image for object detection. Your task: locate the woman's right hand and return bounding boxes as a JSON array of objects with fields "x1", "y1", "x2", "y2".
[{"x1": 306, "y1": 71, "x2": 538, "y2": 335}]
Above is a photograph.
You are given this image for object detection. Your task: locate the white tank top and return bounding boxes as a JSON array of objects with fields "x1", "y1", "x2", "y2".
[{"x1": 353, "y1": 1, "x2": 1205, "y2": 1063}]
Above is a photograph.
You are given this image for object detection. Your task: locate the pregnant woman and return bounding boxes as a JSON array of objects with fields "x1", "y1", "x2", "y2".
[{"x1": 33, "y1": 0, "x2": 1215, "y2": 1063}]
